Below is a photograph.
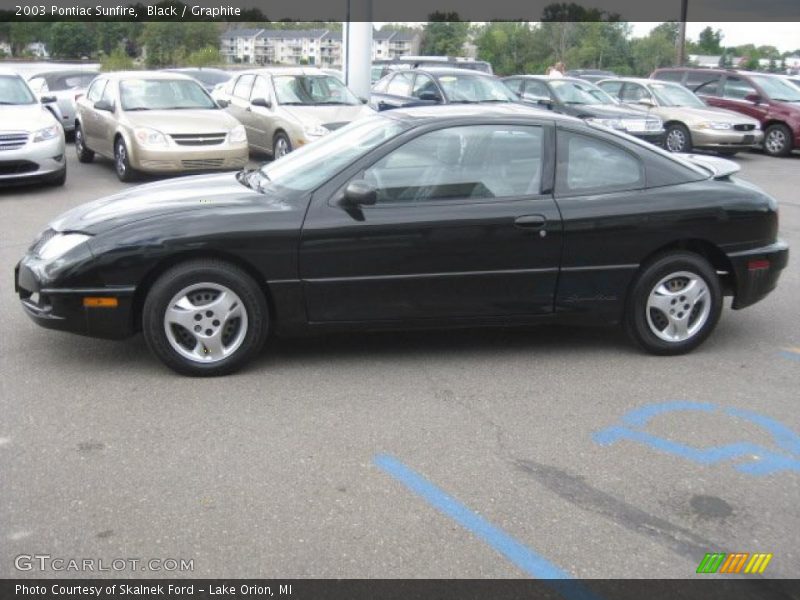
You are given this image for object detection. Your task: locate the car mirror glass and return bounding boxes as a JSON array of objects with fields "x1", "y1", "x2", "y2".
[{"x1": 339, "y1": 180, "x2": 377, "y2": 208}]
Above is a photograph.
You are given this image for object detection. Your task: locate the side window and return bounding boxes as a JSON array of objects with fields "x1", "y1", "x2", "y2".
[
  {"x1": 722, "y1": 76, "x2": 757, "y2": 100},
  {"x1": 522, "y1": 80, "x2": 552, "y2": 100},
  {"x1": 28, "y1": 77, "x2": 47, "y2": 93},
  {"x1": 655, "y1": 71, "x2": 683, "y2": 83},
  {"x1": 557, "y1": 130, "x2": 643, "y2": 196},
  {"x1": 372, "y1": 75, "x2": 390, "y2": 93},
  {"x1": 694, "y1": 80, "x2": 719, "y2": 97},
  {"x1": 504, "y1": 78, "x2": 523, "y2": 94},
  {"x1": 598, "y1": 81, "x2": 622, "y2": 98},
  {"x1": 411, "y1": 74, "x2": 438, "y2": 99},
  {"x1": 687, "y1": 72, "x2": 720, "y2": 93},
  {"x1": 87, "y1": 79, "x2": 107, "y2": 102},
  {"x1": 621, "y1": 83, "x2": 651, "y2": 103},
  {"x1": 363, "y1": 125, "x2": 544, "y2": 204},
  {"x1": 386, "y1": 72, "x2": 413, "y2": 96},
  {"x1": 100, "y1": 80, "x2": 115, "y2": 105},
  {"x1": 251, "y1": 76, "x2": 269, "y2": 101},
  {"x1": 233, "y1": 75, "x2": 255, "y2": 99}
]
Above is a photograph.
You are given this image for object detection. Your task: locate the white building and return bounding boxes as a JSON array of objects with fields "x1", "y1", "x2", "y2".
[{"x1": 221, "y1": 28, "x2": 419, "y2": 67}]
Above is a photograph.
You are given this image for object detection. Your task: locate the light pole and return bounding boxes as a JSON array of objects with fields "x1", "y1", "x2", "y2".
[
  {"x1": 342, "y1": 0, "x2": 373, "y2": 100},
  {"x1": 676, "y1": 0, "x2": 688, "y2": 66}
]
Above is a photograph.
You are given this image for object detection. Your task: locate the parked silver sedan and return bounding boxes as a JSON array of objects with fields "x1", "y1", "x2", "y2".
[{"x1": 27, "y1": 70, "x2": 98, "y2": 137}]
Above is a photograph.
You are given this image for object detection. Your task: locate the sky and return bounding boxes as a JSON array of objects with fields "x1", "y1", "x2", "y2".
[{"x1": 631, "y1": 22, "x2": 799, "y2": 53}]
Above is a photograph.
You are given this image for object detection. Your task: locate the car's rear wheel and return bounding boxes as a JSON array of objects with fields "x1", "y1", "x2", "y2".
[
  {"x1": 273, "y1": 132, "x2": 292, "y2": 159},
  {"x1": 142, "y1": 260, "x2": 269, "y2": 376},
  {"x1": 763, "y1": 124, "x2": 793, "y2": 157},
  {"x1": 114, "y1": 137, "x2": 137, "y2": 182},
  {"x1": 74, "y1": 124, "x2": 94, "y2": 163},
  {"x1": 664, "y1": 123, "x2": 691, "y2": 153},
  {"x1": 625, "y1": 252, "x2": 722, "y2": 355}
]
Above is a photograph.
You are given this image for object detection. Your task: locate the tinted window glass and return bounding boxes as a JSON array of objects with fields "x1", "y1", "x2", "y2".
[
  {"x1": 386, "y1": 72, "x2": 413, "y2": 96},
  {"x1": 364, "y1": 125, "x2": 544, "y2": 203},
  {"x1": 100, "y1": 80, "x2": 115, "y2": 104},
  {"x1": 233, "y1": 74, "x2": 255, "y2": 99},
  {"x1": 504, "y1": 78, "x2": 523, "y2": 94},
  {"x1": 686, "y1": 72, "x2": 721, "y2": 91},
  {"x1": 722, "y1": 76, "x2": 757, "y2": 100},
  {"x1": 87, "y1": 79, "x2": 106, "y2": 102},
  {"x1": 654, "y1": 71, "x2": 683, "y2": 83},
  {"x1": 522, "y1": 80, "x2": 552, "y2": 100},
  {"x1": 411, "y1": 74, "x2": 438, "y2": 99},
  {"x1": 598, "y1": 81, "x2": 622, "y2": 97},
  {"x1": 558, "y1": 131, "x2": 643, "y2": 195},
  {"x1": 251, "y1": 76, "x2": 269, "y2": 101},
  {"x1": 621, "y1": 83, "x2": 651, "y2": 103},
  {"x1": 694, "y1": 79, "x2": 719, "y2": 96}
]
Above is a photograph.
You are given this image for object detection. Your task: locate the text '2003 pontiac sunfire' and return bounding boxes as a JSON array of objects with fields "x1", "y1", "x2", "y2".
[{"x1": 15, "y1": 105, "x2": 788, "y2": 376}]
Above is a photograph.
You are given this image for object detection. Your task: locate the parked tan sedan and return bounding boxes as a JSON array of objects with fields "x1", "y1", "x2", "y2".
[
  {"x1": 213, "y1": 67, "x2": 374, "y2": 158},
  {"x1": 598, "y1": 78, "x2": 763, "y2": 156},
  {"x1": 75, "y1": 71, "x2": 248, "y2": 181}
]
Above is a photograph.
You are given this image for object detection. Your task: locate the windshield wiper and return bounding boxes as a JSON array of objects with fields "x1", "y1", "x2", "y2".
[
  {"x1": 124, "y1": 106, "x2": 151, "y2": 111},
  {"x1": 279, "y1": 101, "x2": 311, "y2": 105}
]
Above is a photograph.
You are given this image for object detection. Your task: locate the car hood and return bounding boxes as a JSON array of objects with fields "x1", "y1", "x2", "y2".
[
  {"x1": 49, "y1": 172, "x2": 268, "y2": 235},
  {"x1": 281, "y1": 104, "x2": 374, "y2": 128},
  {"x1": 0, "y1": 103, "x2": 58, "y2": 132},
  {"x1": 123, "y1": 109, "x2": 238, "y2": 133},
  {"x1": 655, "y1": 105, "x2": 759, "y2": 124},
  {"x1": 569, "y1": 103, "x2": 650, "y2": 120}
]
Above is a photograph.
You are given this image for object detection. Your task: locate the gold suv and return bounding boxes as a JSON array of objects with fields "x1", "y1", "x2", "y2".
[{"x1": 75, "y1": 71, "x2": 248, "y2": 181}]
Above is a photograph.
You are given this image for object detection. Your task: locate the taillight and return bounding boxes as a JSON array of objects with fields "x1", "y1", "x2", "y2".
[{"x1": 747, "y1": 259, "x2": 770, "y2": 271}]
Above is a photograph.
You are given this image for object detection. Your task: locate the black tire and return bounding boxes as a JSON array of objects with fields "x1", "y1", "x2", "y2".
[
  {"x1": 272, "y1": 132, "x2": 292, "y2": 159},
  {"x1": 114, "y1": 137, "x2": 137, "y2": 182},
  {"x1": 763, "y1": 123, "x2": 793, "y2": 157},
  {"x1": 625, "y1": 251, "x2": 722, "y2": 356},
  {"x1": 74, "y1": 124, "x2": 94, "y2": 163},
  {"x1": 47, "y1": 166, "x2": 67, "y2": 186},
  {"x1": 664, "y1": 123, "x2": 692, "y2": 153},
  {"x1": 142, "y1": 259, "x2": 269, "y2": 376}
]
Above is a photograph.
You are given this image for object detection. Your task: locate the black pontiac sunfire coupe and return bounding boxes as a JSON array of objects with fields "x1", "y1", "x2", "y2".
[{"x1": 15, "y1": 105, "x2": 788, "y2": 376}]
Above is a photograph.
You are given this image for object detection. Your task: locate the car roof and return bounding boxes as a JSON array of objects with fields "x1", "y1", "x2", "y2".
[
  {"x1": 381, "y1": 102, "x2": 581, "y2": 124},
  {"x1": 504, "y1": 75, "x2": 595, "y2": 85},
  {"x1": 237, "y1": 67, "x2": 331, "y2": 76},
  {"x1": 416, "y1": 67, "x2": 497, "y2": 77},
  {"x1": 599, "y1": 77, "x2": 671, "y2": 85},
  {"x1": 97, "y1": 71, "x2": 195, "y2": 81}
]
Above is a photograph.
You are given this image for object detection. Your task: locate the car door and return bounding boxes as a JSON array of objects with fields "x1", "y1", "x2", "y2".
[
  {"x1": 94, "y1": 79, "x2": 118, "y2": 157},
  {"x1": 227, "y1": 74, "x2": 256, "y2": 142},
  {"x1": 299, "y1": 122, "x2": 563, "y2": 322},
  {"x1": 717, "y1": 75, "x2": 770, "y2": 121},
  {"x1": 371, "y1": 71, "x2": 415, "y2": 111},
  {"x1": 80, "y1": 78, "x2": 107, "y2": 149},
  {"x1": 245, "y1": 75, "x2": 275, "y2": 152}
]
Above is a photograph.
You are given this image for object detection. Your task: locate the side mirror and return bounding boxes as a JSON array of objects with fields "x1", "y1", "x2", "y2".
[
  {"x1": 251, "y1": 97, "x2": 272, "y2": 109},
  {"x1": 418, "y1": 91, "x2": 441, "y2": 102},
  {"x1": 40, "y1": 95, "x2": 57, "y2": 104},
  {"x1": 93, "y1": 99, "x2": 113, "y2": 112},
  {"x1": 536, "y1": 98, "x2": 554, "y2": 109},
  {"x1": 360, "y1": 97, "x2": 369, "y2": 104},
  {"x1": 217, "y1": 99, "x2": 229, "y2": 108},
  {"x1": 339, "y1": 180, "x2": 377, "y2": 208},
  {"x1": 637, "y1": 97, "x2": 656, "y2": 107},
  {"x1": 744, "y1": 93, "x2": 762, "y2": 105}
]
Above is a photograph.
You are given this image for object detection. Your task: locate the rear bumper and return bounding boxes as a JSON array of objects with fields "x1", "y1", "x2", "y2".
[
  {"x1": 15, "y1": 260, "x2": 136, "y2": 340},
  {"x1": 727, "y1": 240, "x2": 789, "y2": 309}
]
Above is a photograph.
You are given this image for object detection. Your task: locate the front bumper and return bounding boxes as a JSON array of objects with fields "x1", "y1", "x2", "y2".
[
  {"x1": 15, "y1": 258, "x2": 136, "y2": 340},
  {"x1": 129, "y1": 141, "x2": 249, "y2": 173},
  {"x1": 727, "y1": 239, "x2": 789, "y2": 310},
  {"x1": 0, "y1": 134, "x2": 66, "y2": 183},
  {"x1": 692, "y1": 128, "x2": 763, "y2": 150}
]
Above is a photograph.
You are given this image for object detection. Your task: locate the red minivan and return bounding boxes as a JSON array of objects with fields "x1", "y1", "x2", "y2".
[{"x1": 651, "y1": 68, "x2": 800, "y2": 157}]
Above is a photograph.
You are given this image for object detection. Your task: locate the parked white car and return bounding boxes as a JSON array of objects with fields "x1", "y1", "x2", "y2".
[
  {"x1": 28, "y1": 69, "x2": 98, "y2": 137},
  {"x1": 0, "y1": 69, "x2": 66, "y2": 186}
]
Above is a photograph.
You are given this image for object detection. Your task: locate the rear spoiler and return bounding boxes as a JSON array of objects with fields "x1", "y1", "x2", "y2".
[{"x1": 679, "y1": 154, "x2": 741, "y2": 179}]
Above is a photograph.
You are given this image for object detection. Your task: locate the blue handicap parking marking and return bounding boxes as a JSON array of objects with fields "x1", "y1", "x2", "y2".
[{"x1": 593, "y1": 401, "x2": 800, "y2": 476}]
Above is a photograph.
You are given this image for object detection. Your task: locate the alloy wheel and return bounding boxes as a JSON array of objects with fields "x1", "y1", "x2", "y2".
[
  {"x1": 765, "y1": 129, "x2": 786, "y2": 155},
  {"x1": 116, "y1": 142, "x2": 127, "y2": 177},
  {"x1": 666, "y1": 128, "x2": 686, "y2": 152},
  {"x1": 645, "y1": 271, "x2": 711, "y2": 343},
  {"x1": 163, "y1": 283, "x2": 249, "y2": 364},
  {"x1": 274, "y1": 137, "x2": 289, "y2": 158}
]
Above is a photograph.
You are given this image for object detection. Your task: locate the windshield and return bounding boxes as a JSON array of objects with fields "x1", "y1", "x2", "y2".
[
  {"x1": 436, "y1": 74, "x2": 516, "y2": 103},
  {"x1": 0, "y1": 75, "x2": 36, "y2": 105},
  {"x1": 550, "y1": 80, "x2": 607, "y2": 105},
  {"x1": 47, "y1": 73, "x2": 97, "y2": 91},
  {"x1": 255, "y1": 115, "x2": 407, "y2": 192},
  {"x1": 274, "y1": 75, "x2": 361, "y2": 106},
  {"x1": 750, "y1": 75, "x2": 800, "y2": 102},
  {"x1": 119, "y1": 79, "x2": 217, "y2": 111},
  {"x1": 649, "y1": 82, "x2": 705, "y2": 107}
]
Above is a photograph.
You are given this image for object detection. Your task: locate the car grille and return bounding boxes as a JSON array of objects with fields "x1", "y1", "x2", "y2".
[
  {"x1": 734, "y1": 124, "x2": 756, "y2": 131},
  {"x1": 29, "y1": 227, "x2": 57, "y2": 253},
  {"x1": 323, "y1": 122, "x2": 349, "y2": 131},
  {"x1": 0, "y1": 132, "x2": 29, "y2": 151},
  {"x1": 169, "y1": 133, "x2": 227, "y2": 146},
  {"x1": 0, "y1": 160, "x2": 38, "y2": 176},
  {"x1": 181, "y1": 159, "x2": 225, "y2": 169}
]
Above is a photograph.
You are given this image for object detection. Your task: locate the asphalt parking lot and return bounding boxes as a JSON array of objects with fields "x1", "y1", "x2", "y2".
[{"x1": 1, "y1": 145, "x2": 798, "y2": 580}]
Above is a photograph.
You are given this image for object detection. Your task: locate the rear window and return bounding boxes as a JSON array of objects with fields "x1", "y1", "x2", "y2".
[{"x1": 654, "y1": 70, "x2": 683, "y2": 83}]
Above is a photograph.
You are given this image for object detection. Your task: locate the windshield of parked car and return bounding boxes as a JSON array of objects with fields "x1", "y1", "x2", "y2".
[
  {"x1": 649, "y1": 82, "x2": 706, "y2": 107},
  {"x1": 119, "y1": 78, "x2": 217, "y2": 111},
  {"x1": 550, "y1": 80, "x2": 606, "y2": 105},
  {"x1": 0, "y1": 75, "x2": 36, "y2": 105},
  {"x1": 749, "y1": 74, "x2": 800, "y2": 102},
  {"x1": 273, "y1": 75, "x2": 361, "y2": 106},
  {"x1": 252, "y1": 115, "x2": 408, "y2": 192},
  {"x1": 435, "y1": 74, "x2": 516, "y2": 103}
]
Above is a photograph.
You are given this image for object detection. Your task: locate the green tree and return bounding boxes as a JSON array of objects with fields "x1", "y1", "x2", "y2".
[
  {"x1": 630, "y1": 24, "x2": 677, "y2": 75},
  {"x1": 9, "y1": 22, "x2": 44, "y2": 56},
  {"x1": 101, "y1": 47, "x2": 135, "y2": 72},
  {"x1": 696, "y1": 26, "x2": 723, "y2": 54},
  {"x1": 474, "y1": 22, "x2": 542, "y2": 76},
  {"x1": 186, "y1": 46, "x2": 222, "y2": 67},
  {"x1": 421, "y1": 13, "x2": 469, "y2": 56},
  {"x1": 141, "y1": 21, "x2": 219, "y2": 67},
  {"x1": 47, "y1": 22, "x2": 97, "y2": 59}
]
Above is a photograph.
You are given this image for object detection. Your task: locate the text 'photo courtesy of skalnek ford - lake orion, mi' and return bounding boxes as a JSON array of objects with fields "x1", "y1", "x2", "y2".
[{"x1": 1, "y1": 3, "x2": 800, "y2": 600}]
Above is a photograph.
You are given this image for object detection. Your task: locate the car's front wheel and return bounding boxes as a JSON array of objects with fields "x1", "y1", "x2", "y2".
[
  {"x1": 664, "y1": 123, "x2": 692, "y2": 153},
  {"x1": 114, "y1": 137, "x2": 137, "y2": 182},
  {"x1": 142, "y1": 260, "x2": 269, "y2": 376},
  {"x1": 763, "y1": 123, "x2": 793, "y2": 157},
  {"x1": 75, "y1": 124, "x2": 94, "y2": 163},
  {"x1": 273, "y1": 132, "x2": 292, "y2": 159},
  {"x1": 625, "y1": 252, "x2": 722, "y2": 355}
]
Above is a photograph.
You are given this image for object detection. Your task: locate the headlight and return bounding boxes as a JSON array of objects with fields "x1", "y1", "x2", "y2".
[
  {"x1": 303, "y1": 124, "x2": 329, "y2": 138},
  {"x1": 697, "y1": 121, "x2": 732, "y2": 130},
  {"x1": 134, "y1": 127, "x2": 168, "y2": 147},
  {"x1": 37, "y1": 233, "x2": 91, "y2": 260},
  {"x1": 33, "y1": 124, "x2": 60, "y2": 143},
  {"x1": 228, "y1": 124, "x2": 247, "y2": 143}
]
